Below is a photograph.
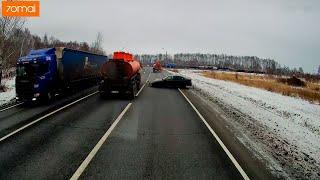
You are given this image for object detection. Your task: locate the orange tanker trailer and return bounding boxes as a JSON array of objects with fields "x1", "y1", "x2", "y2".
[{"x1": 99, "y1": 52, "x2": 141, "y2": 99}]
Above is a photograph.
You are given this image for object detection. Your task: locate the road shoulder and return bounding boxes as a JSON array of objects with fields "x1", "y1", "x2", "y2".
[{"x1": 181, "y1": 88, "x2": 277, "y2": 179}]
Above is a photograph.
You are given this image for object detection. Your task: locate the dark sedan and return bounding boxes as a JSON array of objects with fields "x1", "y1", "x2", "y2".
[{"x1": 151, "y1": 75, "x2": 192, "y2": 88}]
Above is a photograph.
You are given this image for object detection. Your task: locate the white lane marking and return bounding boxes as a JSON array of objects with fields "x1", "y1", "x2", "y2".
[
  {"x1": 0, "y1": 91, "x2": 99, "y2": 142},
  {"x1": 0, "y1": 102, "x2": 24, "y2": 112},
  {"x1": 70, "y1": 103, "x2": 132, "y2": 180},
  {"x1": 135, "y1": 73, "x2": 151, "y2": 97},
  {"x1": 178, "y1": 89, "x2": 250, "y2": 180}
]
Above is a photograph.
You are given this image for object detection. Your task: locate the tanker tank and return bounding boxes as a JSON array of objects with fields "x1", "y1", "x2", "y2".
[{"x1": 99, "y1": 52, "x2": 141, "y2": 99}]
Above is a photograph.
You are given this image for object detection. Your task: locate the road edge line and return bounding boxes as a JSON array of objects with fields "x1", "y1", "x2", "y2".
[
  {"x1": 0, "y1": 102, "x2": 24, "y2": 112},
  {"x1": 70, "y1": 102, "x2": 132, "y2": 180},
  {"x1": 136, "y1": 73, "x2": 151, "y2": 97},
  {"x1": 178, "y1": 89, "x2": 250, "y2": 180},
  {"x1": 0, "y1": 91, "x2": 99, "y2": 142}
]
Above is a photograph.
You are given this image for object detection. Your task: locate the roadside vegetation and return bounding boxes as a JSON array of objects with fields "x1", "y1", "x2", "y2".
[{"x1": 200, "y1": 71, "x2": 320, "y2": 103}]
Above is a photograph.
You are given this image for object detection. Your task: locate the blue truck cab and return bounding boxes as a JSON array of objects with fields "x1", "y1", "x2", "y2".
[{"x1": 16, "y1": 48, "x2": 57, "y2": 102}]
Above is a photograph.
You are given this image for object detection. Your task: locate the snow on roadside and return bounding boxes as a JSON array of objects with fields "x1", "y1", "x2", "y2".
[
  {"x1": 0, "y1": 77, "x2": 16, "y2": 106},
  {"x1": 175, "y1": 69, "x2": 320, "y2": 179}
]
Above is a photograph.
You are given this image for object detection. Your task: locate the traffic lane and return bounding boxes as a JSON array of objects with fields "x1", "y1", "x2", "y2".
[
  {"x1": 0, "y1": 95, "x2": 130, "y2": 179},
  {"x1": 80, "y1": 72, "x2": 242, "y2": 179},
  {"x1": 0, "y1": 67, "x2": 150, "y2": 138},
  {"x1": 0, "y1": 68, "x2": 151, "y2": 179},
  {"x1": 0, "y1": 102, "x2": 24, "y2": 113},
  {"x1": 0, "y1": 86, "x2": 98, "y2": 138}
]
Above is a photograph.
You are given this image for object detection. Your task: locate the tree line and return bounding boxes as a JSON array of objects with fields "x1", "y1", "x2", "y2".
[
  {"x1": 0, "y1": 17, "x2": 105, "y2": 83},
  {"x1": 0, "y1": 17, "x2": 316, "y2": 83},
  {"x1": 136, "y1": 53, "x2": 306, "y2": 76}
]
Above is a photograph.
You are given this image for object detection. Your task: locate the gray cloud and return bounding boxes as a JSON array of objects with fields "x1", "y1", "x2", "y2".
[{"x1": 27, "y1": 0, "x2": 320, "y2": 73}]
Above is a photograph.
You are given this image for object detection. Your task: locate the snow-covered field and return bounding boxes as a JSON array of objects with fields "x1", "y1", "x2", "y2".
[
  {"x1": 175, "y1": 69, "x2": 320, "y2": 179},
  {"x1": 0, "y1": 77, "x2": 16, "y2": 106}
]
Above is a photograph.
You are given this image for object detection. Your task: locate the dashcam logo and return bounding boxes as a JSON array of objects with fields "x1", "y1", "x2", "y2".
[{"x1": 1, "y1": 0, "x2": 40, "y2": 17}]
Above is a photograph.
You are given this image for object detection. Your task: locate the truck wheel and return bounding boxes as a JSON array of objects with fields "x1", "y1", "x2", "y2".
[
  {"x1": 128, "y1": 85, "x2": 135, "y2": 100},
  {"x1": 100, "y1": 91, "x2": 110, "y2": 99},
  {"x1": 48, "y1": 92, "x2": 52, "y2": 101},
  {"x1": 41, "y1": 92, "x2": 53, "y2": 104},
  {"x1": 136, "y1": 82, "x2": 141, "y2": 90},
  {"x1": 100, "y1": 92, "x2": 105, "y2": 98}
]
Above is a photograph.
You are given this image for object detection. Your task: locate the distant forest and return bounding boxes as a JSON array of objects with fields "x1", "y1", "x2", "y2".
[{"x1": 136, "y1": 54, "x2": 305, "y2": 76}]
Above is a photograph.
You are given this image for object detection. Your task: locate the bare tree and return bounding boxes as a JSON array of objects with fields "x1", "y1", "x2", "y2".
[
  {"x1": 90, "y1": 32, "x2": 105, "y2": 55},
  {"x1": 0, "y1": 17, "x2": 26, "y2": 84}
]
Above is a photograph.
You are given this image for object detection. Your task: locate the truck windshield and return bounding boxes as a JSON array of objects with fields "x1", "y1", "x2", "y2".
[{"x1": 17, "y1": 63, "x2": 49, "y2": 78}]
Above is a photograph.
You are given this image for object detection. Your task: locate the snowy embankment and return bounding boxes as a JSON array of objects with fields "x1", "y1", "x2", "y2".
[
  {"x1": 0, "y1": 77, "x2": 16, "y2": 106},
  {"x1": 177, "y1": 69, "x2": 320, "y2": 179}
]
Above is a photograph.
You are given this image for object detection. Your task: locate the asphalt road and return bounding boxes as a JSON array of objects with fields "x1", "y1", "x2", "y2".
[
  {"x1": 79, "y1": 71, "x2": 242, "y2": 179},
  {"x1": 0, "y1": 68, "x2": 244, "y2": 179}
]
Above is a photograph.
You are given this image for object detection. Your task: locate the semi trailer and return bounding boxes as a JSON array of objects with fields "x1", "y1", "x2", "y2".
[
  {"x1": 16, "y1": 47, "x2": 108, "y2": 102},
  {"x1": 99, "y1": 52, "x2": 141, "y2": 99}
]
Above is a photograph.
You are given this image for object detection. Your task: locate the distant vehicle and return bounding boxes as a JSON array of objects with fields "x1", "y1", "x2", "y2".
[
  {"x1": 153, "y1": 61, "x2": 162, "y2": 73},
  {"x1": 99, "y1": 52, "x2": 141, "y2": 99},
  {"x1": 151, "y1": 75, "x2": 192, "y2": 88},
  {"x1": 16, "y1": 47, "x2": 107, "y2": 102},
  {"x1": 166, "y1": 63, "x2": 176, "y2": 68}
]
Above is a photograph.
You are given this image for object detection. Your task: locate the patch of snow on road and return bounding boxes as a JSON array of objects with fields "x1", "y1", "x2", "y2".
[
  {"x1": 0, "y1": 77, "x2": 16, "y2": 106},
  {"x1": 177, "y1": 69, "x2": 320, "y2": 179}
]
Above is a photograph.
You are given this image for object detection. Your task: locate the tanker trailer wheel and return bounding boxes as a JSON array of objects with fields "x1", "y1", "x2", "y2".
[
  {"x1": 128, "y1": 84, "x2": 136, "y2": 100},
  {"x1": 136, "y1": 73, "x2": 141, "y2": 90},
  {"x1": 100, "y1": 91, "x2": 111, "y2": 99},
  {"x1": 136, "y1": 81, "x2": 141, "y2": 90}
]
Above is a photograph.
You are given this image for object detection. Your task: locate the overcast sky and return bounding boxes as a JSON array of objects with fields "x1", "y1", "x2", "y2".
[{"x1": 27, "y1": 0, "x2": 320, "y2": 73}]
